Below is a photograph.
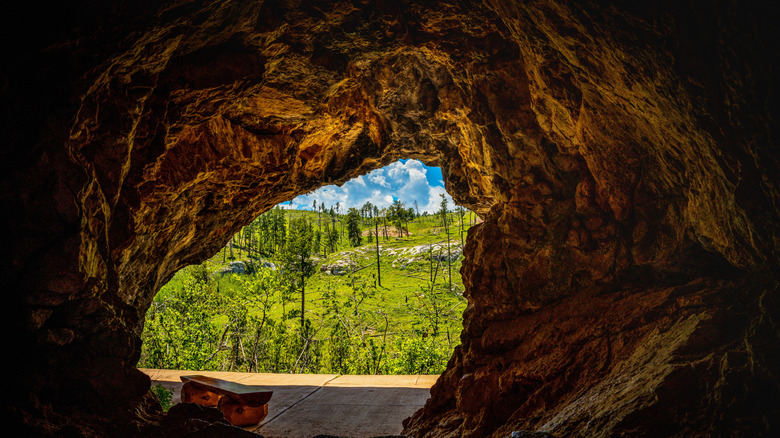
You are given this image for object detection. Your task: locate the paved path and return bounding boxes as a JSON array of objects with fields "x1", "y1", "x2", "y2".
[{"x1": 140, "y1": 369, "x2": 438, "y2": 438}]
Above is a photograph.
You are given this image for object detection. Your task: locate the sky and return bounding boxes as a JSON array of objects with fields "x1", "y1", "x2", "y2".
[{"x1": 281, "y1": 159, "x2": 454, "y2": 214}]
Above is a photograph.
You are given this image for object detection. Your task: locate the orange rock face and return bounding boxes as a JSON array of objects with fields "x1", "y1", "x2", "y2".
[{"x1": 3, "y1": 1, "x2": 778, "y2": 437}]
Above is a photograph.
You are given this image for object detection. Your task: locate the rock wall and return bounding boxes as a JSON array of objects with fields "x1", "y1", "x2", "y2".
[{"x1": 3, "y1": 1, "x2": 778, "y2": 436}]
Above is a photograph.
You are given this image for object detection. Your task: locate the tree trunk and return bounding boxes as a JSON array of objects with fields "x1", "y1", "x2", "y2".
[
  {"x1": 430, "y1": 246, "x2": 434, "y2": 282},
  {"x1": 237, "y1": 229, "x2": 242, "y2": 259},
  {"x1": 460, "y1": 210, "x2": 464, "y2": 247},
  {"x1": 444, "y1": 212, "x2": 452, "y2": 291},
  {"x1": 300, "y1": 253, "x2": 305, "y2": 331},
  {"x1": 375, "y1": 218, "x2": 381, "y2": 287}
]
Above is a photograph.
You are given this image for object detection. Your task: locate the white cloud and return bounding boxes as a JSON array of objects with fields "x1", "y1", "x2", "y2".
[
  {"x1": 368, "y1": 174, "x2": 390, "y2": 188},
  {"x1": 286, "y1": 159, "x2": 455, "y2": 214},
  {"x1": 423, "y1": 185, "x2": 453, "y2": 214}
]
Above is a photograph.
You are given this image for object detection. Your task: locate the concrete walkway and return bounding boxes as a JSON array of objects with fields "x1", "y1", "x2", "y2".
[{"x1": 140, "y1": 369, "x2": 438, "y2": 438}]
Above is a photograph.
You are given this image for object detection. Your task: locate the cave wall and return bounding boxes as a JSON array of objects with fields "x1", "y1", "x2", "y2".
[{"x1": 3, "y1": 0, "x2": 778, "y2": 436}]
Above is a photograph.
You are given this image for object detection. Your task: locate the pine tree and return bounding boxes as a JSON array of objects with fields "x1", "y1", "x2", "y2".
[
  {"x1": 312, "y1": 229, "x2": 322, "y2": 255},
  {"x1": 280, "y1": 218, "x2": 315, "y2": 331},
  {"x1": 270, "y1": 206, "x2": 287, "y2": 254},
  {"x1": 346, "y1": 207, "x2": 362, "y2": 247},
  {"x1": 361, "y1": 201, "x2": 374, "y2": 227},
  {"x1": 329, "y1": 222, "x2": 339, "y2": 251},
  {"x1": 457, "y1": 206, "x2": 465, "y2": 247},
  {"x1": 439, "y1": 194, "x2": 452, "y2": 292},
  {"x1": 373, "y1": 208, "x2": 381, "y2": 286},
  {"x1": 314, "y1": 201, "x2": 320, "y2": 232},
  {"x1": 388, "y1": 199, "x2": 406, "y2": 238},
  {"x1": 323, "y1": 222, "x2": 332, "y2": 255},
  {"x1": 324, "y1": 221, "x2": 339, "y2": 253}
]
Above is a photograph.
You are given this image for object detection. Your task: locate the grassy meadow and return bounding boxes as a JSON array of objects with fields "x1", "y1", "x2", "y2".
[{"x1": 140, "y1": 205, "x2": 480, "y2": 375}]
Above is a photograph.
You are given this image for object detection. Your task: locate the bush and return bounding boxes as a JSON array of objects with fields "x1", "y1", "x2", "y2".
[
  {"x1": 390, "y1": 336, "x2": 449, "y2": 374},
  {"x1": 152, "y1": 384, "x2": 174, "y2": 412}
]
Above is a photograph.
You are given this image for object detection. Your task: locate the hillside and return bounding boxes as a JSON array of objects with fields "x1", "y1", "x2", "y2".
[{"x1": 140, "y1": 207, "x2": 479, "y2": 375}]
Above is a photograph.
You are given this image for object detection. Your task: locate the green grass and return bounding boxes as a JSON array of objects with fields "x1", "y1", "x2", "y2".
[
  {"x1": 145, "y1": 208, "x2": 478, "y2": 373},
  {"x1": 224, "y1": 211, "x2": 467, "y2": 334}
]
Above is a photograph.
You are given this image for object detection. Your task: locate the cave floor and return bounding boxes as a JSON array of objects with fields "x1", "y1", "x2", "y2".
[{"x1": 140, "y1": 368, "x2": 438, "y2": 438}]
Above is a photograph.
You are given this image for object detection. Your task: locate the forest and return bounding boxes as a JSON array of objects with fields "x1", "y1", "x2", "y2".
[{"x1": 137, "y1": 196, "x2": 479, "y2": 375}]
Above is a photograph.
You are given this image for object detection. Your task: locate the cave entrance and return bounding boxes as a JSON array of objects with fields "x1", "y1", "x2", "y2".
[{"x1": 138, "y1": 159, "x2": 477, "y2": 378}]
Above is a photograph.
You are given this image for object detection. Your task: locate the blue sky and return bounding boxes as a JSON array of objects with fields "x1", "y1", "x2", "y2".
[{"x1": 282, "y1": 159, "x2": 454, "y2": 214}]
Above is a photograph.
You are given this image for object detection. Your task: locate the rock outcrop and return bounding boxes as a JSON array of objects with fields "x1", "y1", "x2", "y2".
[{"x1": 3, "y1": 1, "x2": 778, "y2": 437}]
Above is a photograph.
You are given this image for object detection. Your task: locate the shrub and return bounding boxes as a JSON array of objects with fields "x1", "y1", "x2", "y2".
[{"x1": 152, "y1": 384, "x2": 174, "y2": 412}]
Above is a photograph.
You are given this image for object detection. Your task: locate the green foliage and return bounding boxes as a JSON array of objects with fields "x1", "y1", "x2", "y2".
[
  {"x1": 139, "y1": 203, "x2": 475, "y2": 376},
  {"x1": 280, "y1": 218, "x2": 315, "y2": 278},
  {"x1": 152, "y1": 384, "x2": 174, "y2": 412},
  {"x1": 439, "y1": 194, "x2": 449, "y2": 226},
  {"x1": 346, "y1": 208, "x2": 362, "y2": 247},
  {"x1": 280, "y1": 217, "x2": 316, "y2": 330},
  {"x1": 388, "y1": 199, "x2": 411, "y2": 237},
  {"x1": 312, "y1": 230, "x2": 321, "y2": 254},
  {"x1": 323, "y1": 221, "x2": 339, "y2": 253},
  {"x1": 140, "y1": 266, "x2": 223, "y2": 370},
  {"x1": 389, "y1": 336, "x2": 450, "y2": 374}
]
